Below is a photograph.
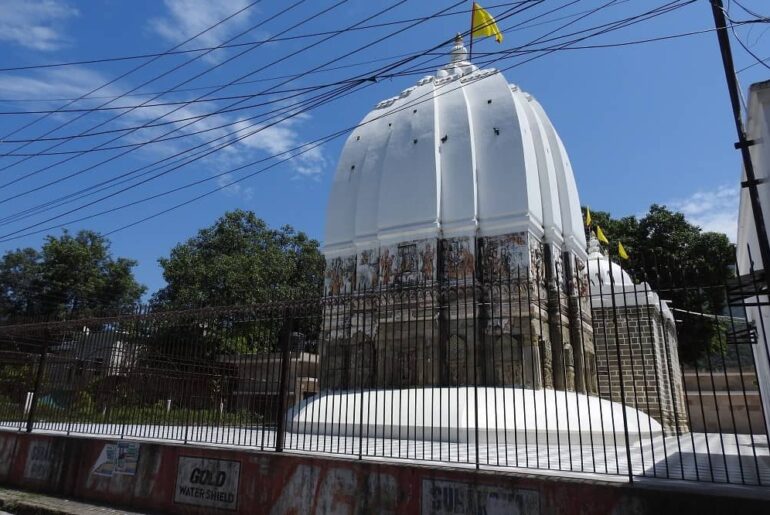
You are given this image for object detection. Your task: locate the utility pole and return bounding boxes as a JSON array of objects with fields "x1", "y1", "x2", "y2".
[{"x1": 710, "y1": 0, "x2": 770, "y2": 292}]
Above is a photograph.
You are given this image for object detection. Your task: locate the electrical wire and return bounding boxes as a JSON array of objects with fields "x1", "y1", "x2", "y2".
[
  {"x1": 0, "y1": 0, "x2": 543, "y2": 239},
  {"x1": 0, "y1": 0, "x2": 694, "y2": 235},
  {"x1": 0, "y1": 0, "x2": 701, "y2": 312},
  {"x1": 0, "y1": 1, "x2": 529, "y2": 73},
  {"x1": 0, "y1": 0, "x2": 516, "y2": 203},
  {"x1": 0, "y1": 0, "x2": 697, "y2": 243},
  {"x1": 0, "y1": 0, "x2": 317, "y2": 182},
  {"x1": 0, "y1": 0, "x2": 263, "y2": 153},
  {"x1": 100, "y1": 0, "x2": 699, "y2": 238},
  {"x1": 0, "y1": 0, "x2": 631, "y2": 107},
  {"x1": 0, "y1": 2, "x2": 554, "y2": 227}
]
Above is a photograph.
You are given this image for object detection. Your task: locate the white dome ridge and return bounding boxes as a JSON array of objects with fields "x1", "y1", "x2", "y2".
[{"x1": 324, "y1": 37, "x2": 587, "y2": 259}]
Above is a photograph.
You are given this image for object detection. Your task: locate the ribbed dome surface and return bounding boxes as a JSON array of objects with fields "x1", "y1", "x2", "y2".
[{"x1": 324, "y1": 39, "x2": 585, "y2": 259}]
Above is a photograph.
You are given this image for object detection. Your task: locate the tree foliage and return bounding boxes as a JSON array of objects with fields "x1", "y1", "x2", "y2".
[
  {"x1": 585, "y1": 204, "x2": 734, "y2": 281},
  {"x1": 150, "y1": 210, "x2": 325, "y2": 355},
  {"x1": 153, "y1": 210, "x2": 325, "y2": 308},
  {"x1": 583, "y1": 204, "x2": 736, "y2": 364},
  {"x1": 0, "y1": 230, "x2": 145, "y2": 320}
]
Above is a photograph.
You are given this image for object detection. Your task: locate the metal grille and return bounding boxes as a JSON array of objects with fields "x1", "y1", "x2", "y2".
[{"x1": 1, "y1": 258, "x2": 768, "y2": 487}]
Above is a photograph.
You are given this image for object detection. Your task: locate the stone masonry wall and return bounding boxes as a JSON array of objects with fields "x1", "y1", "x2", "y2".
[{"x1": 592, "y1": 305, "x2": 688, "y2": 434}]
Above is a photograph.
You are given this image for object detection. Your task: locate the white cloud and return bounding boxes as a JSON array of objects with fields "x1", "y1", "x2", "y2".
[
  {"x1": 217, "y1": 173, "x2": 254, "y2": 200},
  {"x1": 667, "y1": 185, "x2": 739, "y2": 241},
  {"x1": 0, "y1": 67, "x2": 105, "y2": 99},
  {"x1": 0, "y1": 0, "x2": 78, "y2": 51},
  {"x1": 233, "y1": 112, "x2": 326, "y2": 178},
  {"x1": 0, "y1": 66, "x2": 326, "y2": 199},
  {"x1": 148, "y1": 0, "x2": 255, "y2": 58}
]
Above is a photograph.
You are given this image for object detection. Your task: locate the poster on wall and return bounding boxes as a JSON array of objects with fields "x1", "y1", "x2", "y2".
[
  {"x1": 91, "y1": 441, "x2": 140, "y2": 477},
  {"x1": 174, "y1": 456, "x2": 241, "y2": 511},
  {"x1": 24, "y1": 440, "x2": 54, "y2": 481},
  {"x1": 421, "y1": 479, "x2": 539, "y2": 515}
]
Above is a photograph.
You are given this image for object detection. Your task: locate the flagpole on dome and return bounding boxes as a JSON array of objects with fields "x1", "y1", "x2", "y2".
[
  {"x1": 468, "y1": 2, "x2": 504, "y2": 62},
  {"x1": 468, "y1": 2, "x2": 476, "y2": 61}
]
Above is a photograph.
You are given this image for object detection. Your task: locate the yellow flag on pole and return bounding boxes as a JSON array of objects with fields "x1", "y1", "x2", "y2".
[
  {"x1": 596, "y1": 226, "x2": 609, "y2": 244},
  {"x1": 584, "y1": 206, "x2": 592, "y2": 227},
  {"x1": 618, "y1": 242, "x2": 629, "y2": 260},
  {"x1": 472, "y1": 3, "x2": 503, "y2": 43}
]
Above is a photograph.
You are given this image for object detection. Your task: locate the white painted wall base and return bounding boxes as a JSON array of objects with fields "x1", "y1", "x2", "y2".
[{"x1": 287, "y1": 387, "x2": 662, "y2": 446}]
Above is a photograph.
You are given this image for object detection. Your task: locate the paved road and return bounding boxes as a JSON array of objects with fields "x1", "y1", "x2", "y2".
[{"x1": 0, "y1": 488, "x2": 149, "y2": 514}]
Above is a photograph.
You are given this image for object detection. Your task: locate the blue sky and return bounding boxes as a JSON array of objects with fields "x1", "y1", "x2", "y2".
[{"x1": 0, "y1": 0, "x2": 767, "y2": 297}]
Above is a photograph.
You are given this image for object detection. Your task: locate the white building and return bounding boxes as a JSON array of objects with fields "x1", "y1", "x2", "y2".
[
  {"x1": 324, "y1": 34, "x2": 586, "y2": 287},
  {"x1": 295, "y1": 34, "x2": 685, "y2": 443},
  {"x1": 736, "y1": 79, "x2": 770, "y2": 434},
  {"x1": 321, "y1": 34, "x2": 594, "y2": 393}
]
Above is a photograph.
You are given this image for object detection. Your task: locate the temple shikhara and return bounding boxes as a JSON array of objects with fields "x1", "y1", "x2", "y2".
[{"x1": 311, "y1": 35, "x2": 686, "y2": 435}]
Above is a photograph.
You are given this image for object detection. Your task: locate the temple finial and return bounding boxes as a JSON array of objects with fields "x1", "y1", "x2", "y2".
[
  {"x1": 449, "y1": 33, "x2": 469, "y2": 65},
  {"x1": 587, "y1": 231, "x2": 602, "y2": 257}
]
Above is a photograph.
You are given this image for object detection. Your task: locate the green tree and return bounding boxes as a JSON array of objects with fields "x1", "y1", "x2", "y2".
[
  {"x1": 0, "y1": 230, "x2": 145, "y2": 320},
  {"x1": 151, "y1": 210, "x2": 325, "y2": 355},
  {"x1": 583, "y1": 204, "x2": 736, "y2": 363},
  {"x1": 153, "y1": 210, "x2": 324, "y2": 308}
]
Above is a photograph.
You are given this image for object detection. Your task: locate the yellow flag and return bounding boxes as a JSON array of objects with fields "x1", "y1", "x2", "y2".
[
  {"x1": 584, "y1": 206, "x2": 592, "y2": 227},
  {"x1": 596, "y1": 226, "x2": 609, "y2": 244},
  {"x1": 618, "y1": 242, "x2": 629, "y2": 260},
  {"x1": 472, "y1": 3, "x2": 503, "y2": 43}
]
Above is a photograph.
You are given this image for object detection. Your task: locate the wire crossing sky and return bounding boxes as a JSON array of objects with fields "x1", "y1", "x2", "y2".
[{"x1": 0, "y1": 0, "x2": 768, "y2": 297}]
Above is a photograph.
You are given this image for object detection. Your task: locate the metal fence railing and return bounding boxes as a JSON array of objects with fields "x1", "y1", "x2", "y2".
[{"x1": 1, "y1": 258, "x2": 768, "y2": 486}]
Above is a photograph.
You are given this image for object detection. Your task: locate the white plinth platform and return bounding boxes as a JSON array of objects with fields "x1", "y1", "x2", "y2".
[{"x1": 287, "y1": 387, "x2": 663, "y2": 446}]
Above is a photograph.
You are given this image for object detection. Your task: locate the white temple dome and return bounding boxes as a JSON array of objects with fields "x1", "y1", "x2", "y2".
[
  {"x1": 586, "y1": 234, "x2": 635, "y2": 288},
  {"x1": 324, "y1": 36, "x2": 586, "y2": 259}
]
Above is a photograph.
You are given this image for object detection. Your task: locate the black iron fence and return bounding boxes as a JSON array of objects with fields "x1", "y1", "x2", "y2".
[{"x1": 1, "y1": 258, "x2": 768, "y2": 486}]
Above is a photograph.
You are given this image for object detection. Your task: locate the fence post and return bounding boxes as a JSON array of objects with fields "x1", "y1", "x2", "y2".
[
  {"x1": 26, "y1": 339, "x2": 48, "y2": 433},
  {"x1": 607, "y1": 262, "x2": 634, "y2": 482},
  {"x1": 275, "y1": 311, "x2": 294, "y2": 452}
]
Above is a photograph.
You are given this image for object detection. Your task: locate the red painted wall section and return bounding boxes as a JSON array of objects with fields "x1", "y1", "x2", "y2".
[{"x1": 0, "y1": 431, "x2": 767, "y2": 514}]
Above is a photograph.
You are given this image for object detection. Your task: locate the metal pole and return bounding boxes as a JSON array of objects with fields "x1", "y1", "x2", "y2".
[
  {"x1": 607, "y1": 263, "x2": 634, "y2": 482},
  {"x1": 275, "y1": 312, "x2": 294, "y2": 452},
  {"x1": 26, "y1": 337, "x2": 48, "y2": 433},
  {"x1": 710, "y1": 0, "x2": 770, "y2": 289}
]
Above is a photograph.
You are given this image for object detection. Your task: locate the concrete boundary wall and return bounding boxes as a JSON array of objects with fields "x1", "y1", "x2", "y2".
[{"x1": 0, "y1": 431, "x2": 768, "y2": 514}]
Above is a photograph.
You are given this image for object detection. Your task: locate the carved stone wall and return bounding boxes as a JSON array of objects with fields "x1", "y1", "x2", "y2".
[{"x1": 320, "y1": 232, "x2": 596, "y2": 395}]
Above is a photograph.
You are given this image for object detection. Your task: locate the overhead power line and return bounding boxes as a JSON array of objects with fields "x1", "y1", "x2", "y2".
[
  {"x1": 0, "y1": 0, "x2": 695, "y2": 237},
  {"x1": 0, "y1": 1, "x2": 530, "y2": 73},
  {"x1": 0, "y1": 0, "x2": 698, "y2": 242},
  {"x1": 0, "y1": 0, "x2": 318, "y2": 182},
  {"x1": 0, "y1": 0, "x2": 633, "y2": 107},
  {"x1": 0, "y1": 0, "x2": 263, "y2": 153},
  {"x1": 0, "y1": 0, "x2": 545, "y2": 238},
  {"x1": 0, "y1": 0, "x2": 521, "y2": 202},
  {"x1": 98, "y1": 0, "x2": 700, "y2": 238},
  {"x1": 2, "y1": 19, "x2": 753, "y2": 119},
  {"x1": 0, "y1": 1, "x2": 551, "y2": 229}
]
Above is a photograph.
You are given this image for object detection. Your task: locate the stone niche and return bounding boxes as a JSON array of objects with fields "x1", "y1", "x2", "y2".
[{"x1": 320, "y1": 231, "x2": 597, "y2": 397}]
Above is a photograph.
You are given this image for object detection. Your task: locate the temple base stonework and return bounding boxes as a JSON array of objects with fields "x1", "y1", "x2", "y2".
[{"x1": 321, "y1": 232, "x2": 597, "y2": 396}]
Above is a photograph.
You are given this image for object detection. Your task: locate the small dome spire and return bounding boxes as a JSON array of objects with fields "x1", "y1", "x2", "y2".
[
  {"x1": 587, "y1": 232, "x2": 603, "y2": 258},
  {"x1": 450, "y1": 33, "x2": 468, "y2": 64},
  {"x1": 436, "y1": 33, "x2": 477, "y2": 78}
]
